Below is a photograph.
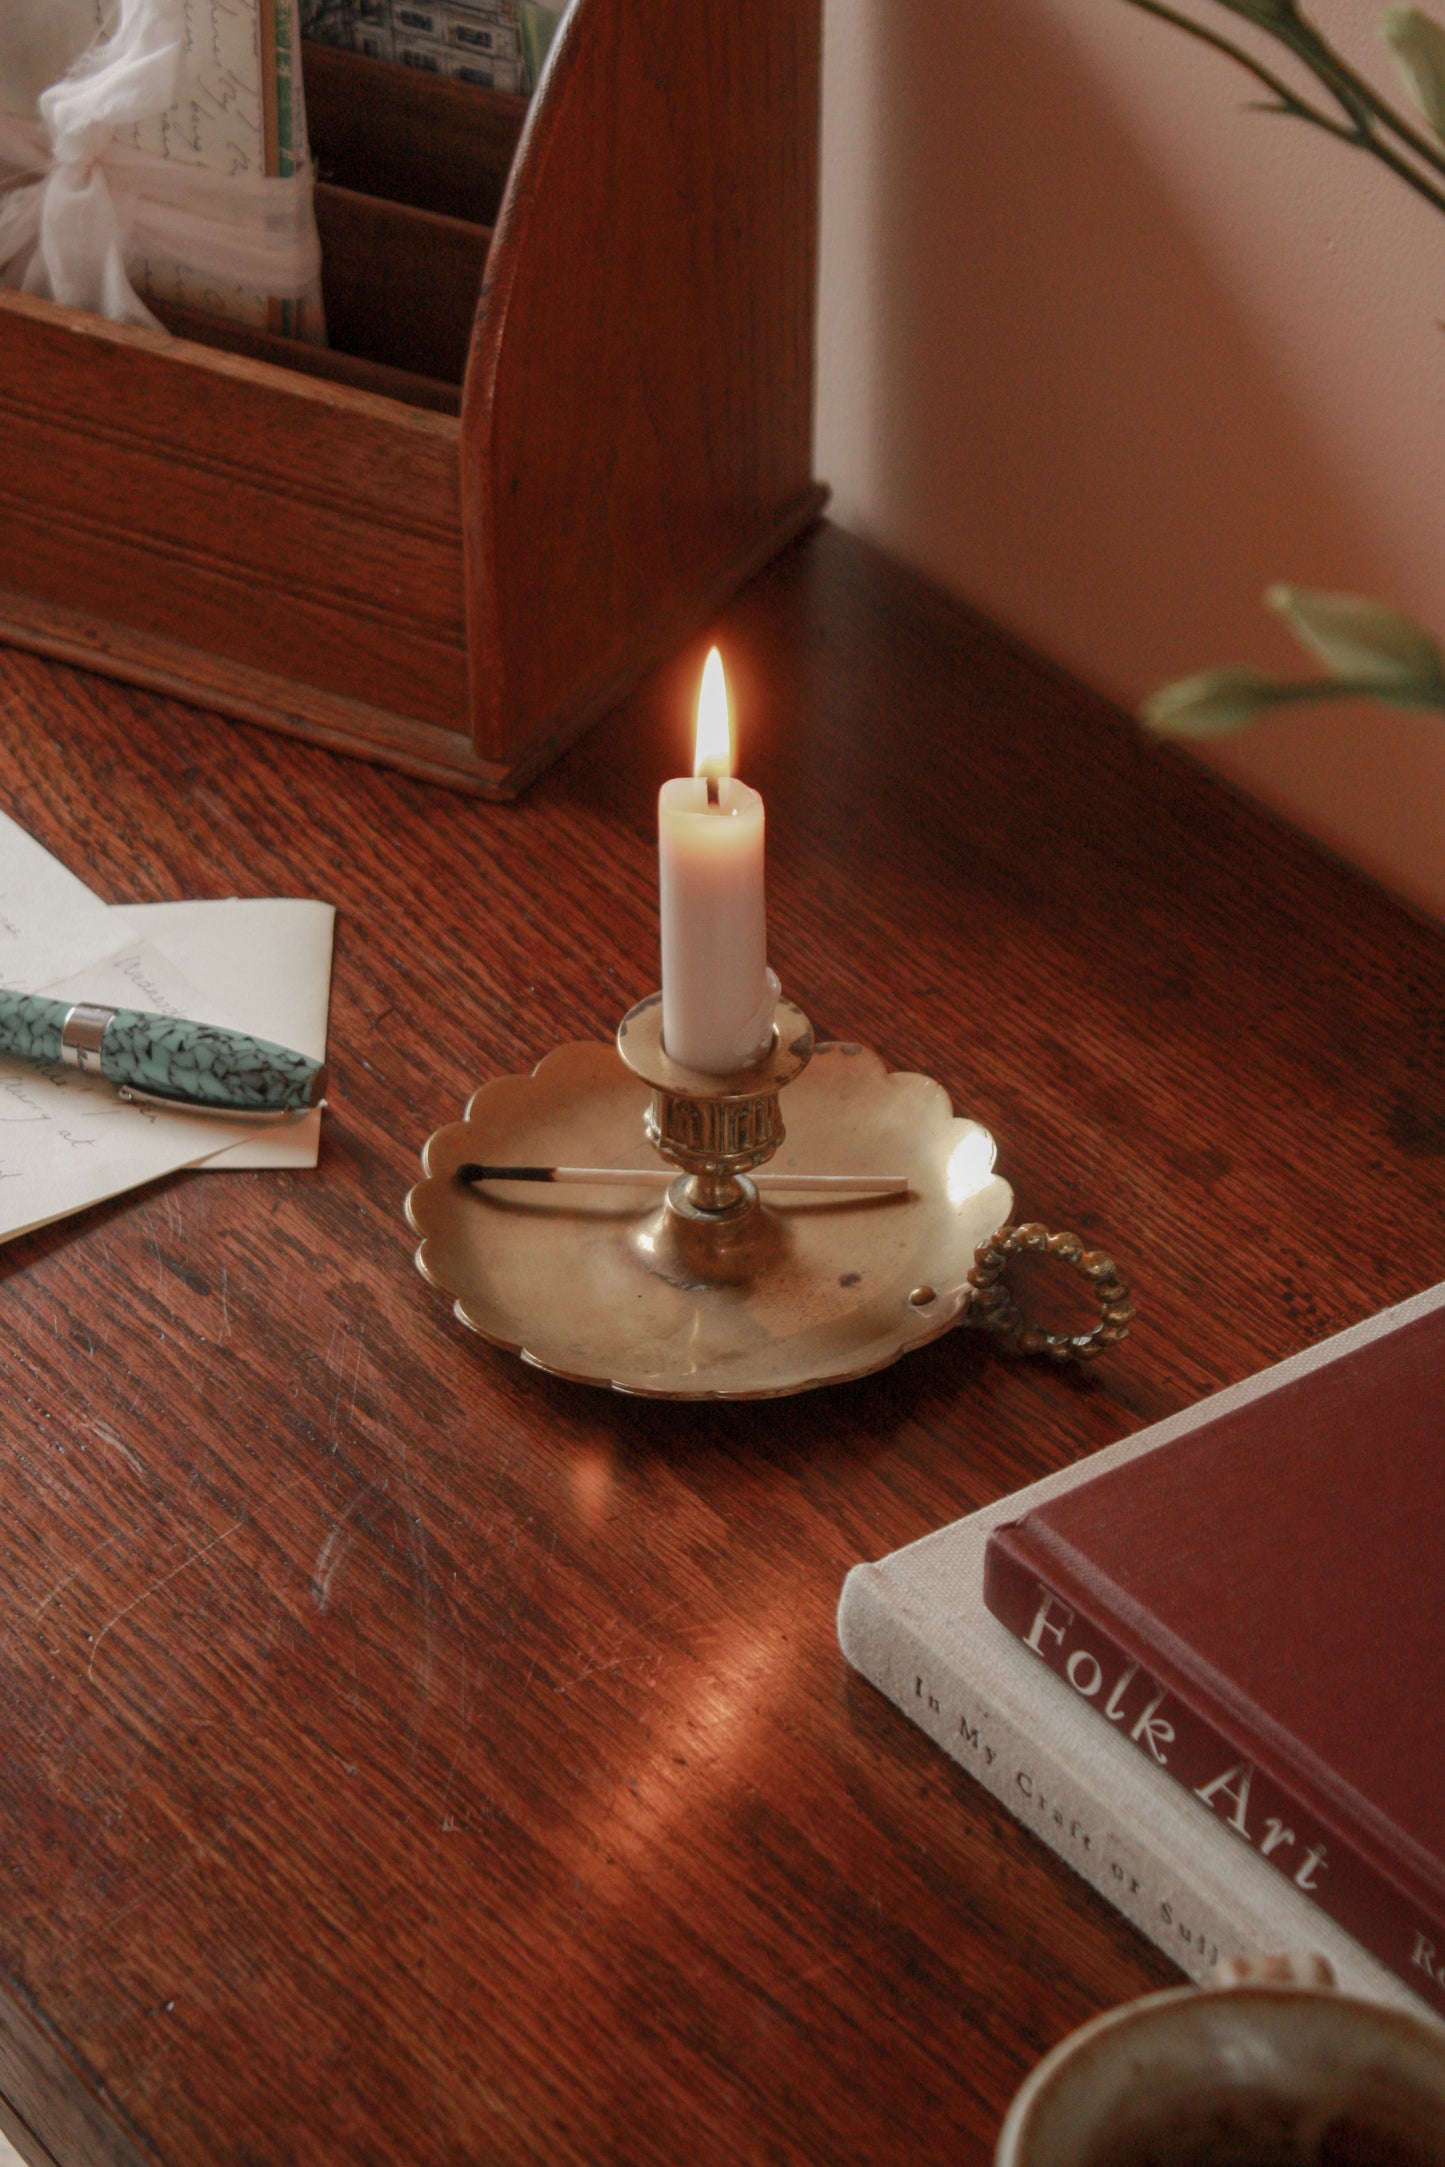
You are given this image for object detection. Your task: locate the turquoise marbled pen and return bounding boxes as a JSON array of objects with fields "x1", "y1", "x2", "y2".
[{"x1": 0, "y1": 991, "x2": 326, "y2": 1119}]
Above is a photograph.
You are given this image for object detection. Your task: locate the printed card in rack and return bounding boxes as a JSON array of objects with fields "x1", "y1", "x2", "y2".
[{"x1": 0, "y1": 0, "x2": 324, "y2": 337}]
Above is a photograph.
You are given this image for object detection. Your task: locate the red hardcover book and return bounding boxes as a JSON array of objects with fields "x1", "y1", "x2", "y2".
[{"x1": 982, "y1": 1295, "x2": 1445, "y2": 2014}]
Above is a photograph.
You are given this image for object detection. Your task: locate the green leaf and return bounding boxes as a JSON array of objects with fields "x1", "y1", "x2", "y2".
[
  {"x1": 518, "y1": 2, "x2": 565, "y2": 93},
  {"x1": 1265, "y1": 583, "x2": 1445, "y2": 685},
  {"x1": 1380, "y1": 5, "x2": 1445, "y2": 142},
  {"x1": 1139, "y1": 668, "x2": 1284, "y2": 737}
]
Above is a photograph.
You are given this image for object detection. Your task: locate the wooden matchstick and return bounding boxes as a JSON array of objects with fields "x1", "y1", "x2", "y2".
[{"x1": 456, "y1": 1163, "x2": 909, "y2": 1195}]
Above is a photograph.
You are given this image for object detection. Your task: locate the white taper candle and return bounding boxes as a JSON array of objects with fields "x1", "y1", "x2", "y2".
[{"x1": 658, "y1": 650, "x2": 776, "y2": 1073}]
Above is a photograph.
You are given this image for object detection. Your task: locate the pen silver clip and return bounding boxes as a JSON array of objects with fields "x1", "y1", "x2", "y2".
[{"x1": 116, "y1": 1084, "x2": 321, "y2": 1126}]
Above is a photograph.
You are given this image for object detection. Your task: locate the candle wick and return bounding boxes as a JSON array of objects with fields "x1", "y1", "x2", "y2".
[{"x1": 706, "y1": 776, "x2": 721, "y2": 807}]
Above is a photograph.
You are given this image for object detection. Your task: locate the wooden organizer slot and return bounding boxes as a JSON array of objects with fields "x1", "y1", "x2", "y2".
[{"x1": 0, "y1": 3, "x2": 825, "y2": 795}]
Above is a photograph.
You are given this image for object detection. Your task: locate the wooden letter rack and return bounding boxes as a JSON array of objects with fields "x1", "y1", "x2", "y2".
[{"x1": 0, "y1": 0, "x2": 824, "y2": 794}]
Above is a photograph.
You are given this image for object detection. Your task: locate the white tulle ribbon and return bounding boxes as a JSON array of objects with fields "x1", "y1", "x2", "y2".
[{"x1": 0, "y1": 0, "x2": 321, "y2": 330}]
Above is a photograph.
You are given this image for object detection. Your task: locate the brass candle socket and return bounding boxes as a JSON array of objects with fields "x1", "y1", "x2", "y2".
[{"x1": 615, "y1": 991, "x2": 814, "y2": 1220}]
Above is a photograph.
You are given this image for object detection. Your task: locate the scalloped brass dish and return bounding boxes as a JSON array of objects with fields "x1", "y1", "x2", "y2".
[{"x1": 405, "y1": 1037, "x2": 1013, "y2": 1400}]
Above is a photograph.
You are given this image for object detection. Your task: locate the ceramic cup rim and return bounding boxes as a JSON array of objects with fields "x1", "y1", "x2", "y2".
[{"x1": 995, "y1": 1981, "x2": 1445, "y2": 2167}]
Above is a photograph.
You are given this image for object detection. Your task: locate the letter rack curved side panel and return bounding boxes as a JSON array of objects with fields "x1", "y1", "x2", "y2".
[{"x1": 462, "y1": 0, "x2": 827, "y2": 783}]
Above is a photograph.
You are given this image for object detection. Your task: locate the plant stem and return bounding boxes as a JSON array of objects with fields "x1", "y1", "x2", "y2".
[
  {"x1": 1120, "y1": 0, "x2": 1355, "y2": 136},
  {"x1": 1119, "y1": 0, "x2": 1445, "y2": 221},
  {"x1": 1273, "y1": 11, "x2": 1445, "y2": 181}
]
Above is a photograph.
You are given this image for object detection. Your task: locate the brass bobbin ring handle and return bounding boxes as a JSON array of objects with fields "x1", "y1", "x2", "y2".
[{"x1": 967, "y1": 1222, "x2": 1135, "y2": 1363}]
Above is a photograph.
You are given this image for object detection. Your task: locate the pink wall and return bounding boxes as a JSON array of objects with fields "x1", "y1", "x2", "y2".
[{"x1": 816, "y1": 0, "x2": 1445, "y2": 917}]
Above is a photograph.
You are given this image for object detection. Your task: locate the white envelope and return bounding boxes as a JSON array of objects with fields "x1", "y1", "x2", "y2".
[{"x1": 0, "y1": 814, "x2": 334, "y2": 1242}]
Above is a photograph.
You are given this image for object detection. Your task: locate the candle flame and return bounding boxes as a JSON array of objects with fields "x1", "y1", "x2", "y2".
[{"x1": 693, "y1": 648, "x2": 732, "y2": 780}]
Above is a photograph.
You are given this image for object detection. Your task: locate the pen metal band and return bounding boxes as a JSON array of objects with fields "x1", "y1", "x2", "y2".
[{"x1": 60, "y1": 1002, "x2": 116, "y2": 1074}]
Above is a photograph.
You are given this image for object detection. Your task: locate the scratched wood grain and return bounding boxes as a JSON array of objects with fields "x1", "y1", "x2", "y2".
[{"x1": 0, "y1": 526, "x2": 1443, "y2": 2167}]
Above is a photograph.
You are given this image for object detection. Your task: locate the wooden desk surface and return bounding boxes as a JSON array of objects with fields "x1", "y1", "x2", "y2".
[{"x1": 1, "y1": 526, "x2": 1442, "y2": 2167}]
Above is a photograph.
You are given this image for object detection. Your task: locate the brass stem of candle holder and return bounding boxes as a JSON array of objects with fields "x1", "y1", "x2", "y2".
[{"x1": 615, "y1": 991, "x2": 814, "y2": 1222}]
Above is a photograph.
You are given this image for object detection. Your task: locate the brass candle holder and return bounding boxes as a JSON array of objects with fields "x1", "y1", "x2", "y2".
[
  {"x1": 615, "y1": 989, "x2": 812, "y2": 1249},
  {"x1": 406, "y1": 991, "x2": 1131, "y2": 1399}
]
